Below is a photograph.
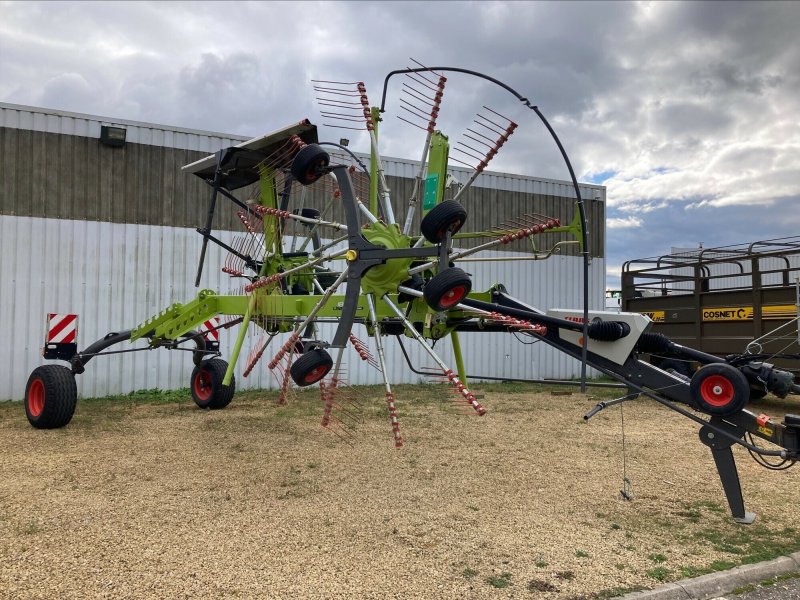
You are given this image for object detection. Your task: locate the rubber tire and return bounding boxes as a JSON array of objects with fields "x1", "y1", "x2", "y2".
[
  {"x1": 24, "y1": 365, "x2": 78, "y2": 429},
  {"x1": 420, "y1": 200, "x2": 467, "y2": 244},
  {"x1": 291, "y1": 144, "x2": 330, "y2": 186},
  {"x1": 423, "y1": 267, "x2": 472, "y2": 311},
  {"x1": 290, "y1": 348, "x2": 333, "y2": 387},
  {"x1": 191, "y1": 359, "x2": 235, "y2": 409},
  {"x1": 689, "y1": 363, "x2": 750, "y2": 416}
]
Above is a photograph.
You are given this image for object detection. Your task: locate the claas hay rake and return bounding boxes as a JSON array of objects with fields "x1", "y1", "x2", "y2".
[{"x1": 24, "y1": 64, "x2": 800, "y2": 522}]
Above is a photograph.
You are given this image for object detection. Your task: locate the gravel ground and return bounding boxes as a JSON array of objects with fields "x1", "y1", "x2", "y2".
[{"x1": 1, "y1": 384, "x2": 799, "y2": 599}]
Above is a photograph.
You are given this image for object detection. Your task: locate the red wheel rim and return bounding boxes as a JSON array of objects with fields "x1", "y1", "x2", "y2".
[
  {"x1": 194, "y1": 370, "x2": 213, "y2": 401},
  {"x1": 439, "y1": 285, "x2": 468, "y2": 309},
  {"x1": 28, "y1": 379, "x2": 45, "y2": 417},
  {"x1": 303, "y1": 365, "x2": 329, "y2": 384},
  {"x1": 700, "y1": 374, "x2": 735, "y2": 407}
]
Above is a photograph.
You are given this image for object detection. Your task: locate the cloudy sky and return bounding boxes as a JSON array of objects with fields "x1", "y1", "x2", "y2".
[{"x1": 2, "y1": 1, "x2": 799, "y2": 289}]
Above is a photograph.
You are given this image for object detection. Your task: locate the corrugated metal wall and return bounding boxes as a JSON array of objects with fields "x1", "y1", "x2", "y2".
[
  {"x1": 0, "y1": 103, "x2": 606, "y2": 401},
  {"x1": 1, "y1": 102, "x2": 605, "y2": 258},
  {"x1": 0, "y1": 214, "x2": 603, "y2": 400}
]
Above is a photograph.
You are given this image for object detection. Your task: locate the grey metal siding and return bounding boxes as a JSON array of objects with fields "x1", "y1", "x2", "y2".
[{"x1": 1, "y1": 129, "x2": 604, "y2": 258}]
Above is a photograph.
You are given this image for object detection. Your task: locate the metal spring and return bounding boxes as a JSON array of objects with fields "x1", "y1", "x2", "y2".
[
  {"x1": 443, "y1": 369, "x2": 486, "y2": 415},
  {"x1": 487, "y1": 312, "x2": 547, "y2": 336},
  {"x1": 384, "y1": 391, "x2": 403, "y2": 448},
  {"x1": 268, "y1": 333, "x2": 300, "y2": 370}
]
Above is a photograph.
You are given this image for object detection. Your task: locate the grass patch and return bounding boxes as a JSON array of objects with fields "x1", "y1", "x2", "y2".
[
  {"x1": 648, "y1": 553, "x2": 667, "y2": 563},
  {"x1": 646, "y1": 567, "x2": 671, "y2": 581},
  {"x1": 576, "y1": 549, "x2": 590, "y2": 558},
  {"x1": 462, "y1": 567, "x2": 478, "y2": 579},
  {"x1": 692, "y1": 525, "x2": 800, "y2": 564},
  {"x1": 486, "y1": 572, "x2": 512, "y2": 588},
  {"x1": 23, "y1": 519, "x2": 39, "y2": 535}
]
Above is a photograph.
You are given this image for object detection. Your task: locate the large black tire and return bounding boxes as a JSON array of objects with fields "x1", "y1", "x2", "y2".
[
  {"x1": 191, "y1": 359, "x2": 235, "y2": 409},
  {"x1": 689, "y1": 363, "x2": 750, "y2": 416},
  {"x1": 25, "y1": 365, "x2": 78, "y2": 429},
  {"x1": 290, "y1": 348, "x2": 333, "y2": 386},
  {"x1": 423, "y1": 267, "x2": 472, "y2": 311},
  {"x1": 291, "y1": 144, "x2": 330, "y2": 186},
  {"x1": 420, "y1": 200, "x2": 467, "y2": 244}
]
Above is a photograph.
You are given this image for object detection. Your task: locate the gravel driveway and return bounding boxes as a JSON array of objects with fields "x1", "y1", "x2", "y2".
[{"x1": 1, "y1": 384, "x2": 798, "y2": 599}]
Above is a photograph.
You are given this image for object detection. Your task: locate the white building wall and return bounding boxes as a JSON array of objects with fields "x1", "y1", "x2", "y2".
[{"x1": 1, "y1": 214, "x2": 603, "y2": 401}]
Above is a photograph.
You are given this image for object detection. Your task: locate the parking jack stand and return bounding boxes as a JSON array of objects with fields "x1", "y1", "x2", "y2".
[{"x1": 699, "y1": 420, "x2": 756, "y2": 524}]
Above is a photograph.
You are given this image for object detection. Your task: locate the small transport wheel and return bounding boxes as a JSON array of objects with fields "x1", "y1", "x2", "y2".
[
  {"x1": 420, "y1": 200, "x2": 467, "y2": 244},
  {"x1": 689, "y1": 363, "x2": 750, "y2": 416},
  {"x1": 25, "y1": 365, "x2": 78, "y2": 429},
  {"x1": 291, "y1": 144, "x2": 330, "y2": 186},
  {"x1": 423, "y1": 267, "x2": 472, "y2": 311},
  {"x1": 191, "y1": 358, "x2": 235, "y2": 409},
  {"x1": 290, "y1": 348, "x2": 333, "y2": 386}
]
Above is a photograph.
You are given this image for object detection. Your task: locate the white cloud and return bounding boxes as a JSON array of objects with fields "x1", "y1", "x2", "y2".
[
  {"x1": 607, "y1": 216, "x2": 643, "y2": 229},
  {"x1": 1, "y1": 0, "x2": 799, "y2": 290}
]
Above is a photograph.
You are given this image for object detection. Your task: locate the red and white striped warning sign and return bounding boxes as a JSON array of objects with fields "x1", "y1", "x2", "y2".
[
  {"x1": 47, "y1": 314, "x2": 78, "y2": 344},
  {"x1": 200, "y1": 317, "x2": 220, "y2": 341}
]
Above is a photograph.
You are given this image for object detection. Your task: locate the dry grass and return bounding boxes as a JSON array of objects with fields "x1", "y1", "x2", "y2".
[{"x1": 1, "y1": 382, "x2": 799, "y2": 599}]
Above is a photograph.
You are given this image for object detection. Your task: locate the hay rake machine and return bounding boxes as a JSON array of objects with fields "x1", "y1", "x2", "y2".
[{"x1": 25, "y1": 64, "x2": 800, "y2": 523}]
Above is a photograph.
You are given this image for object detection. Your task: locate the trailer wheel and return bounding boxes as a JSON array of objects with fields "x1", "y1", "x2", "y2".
[
  {"x1": 25, "y1": 365, "x2": 78, "y2": 429},
  {"x1": 191, "y1": 359, "x2": 235, "y2": 409},
  {"x1": 290, "y1": 348, "x2": 333, "y2": 386},
  {"x1": 690, "y1": 363, "x2": 750, "y2": 416},
  {"x1": 291, "y1": 144, "x2": 330, "y2": 186},
  {"x1": 420, "y1": 200, "x2": 467, "y2": 244},
  {"x1": 423, "y1": 267, "x2": 472, "y2": 311}
]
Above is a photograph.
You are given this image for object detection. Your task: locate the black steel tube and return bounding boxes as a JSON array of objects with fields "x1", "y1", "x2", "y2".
[{"x1": 71, "y1": 330, "x2": 132, "y2": 374}]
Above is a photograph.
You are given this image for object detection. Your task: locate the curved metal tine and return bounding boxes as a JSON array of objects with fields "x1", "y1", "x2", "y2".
[
  {"x1": 365, "y1": 294, "x2": 403, "y2": 448},
  {"x1": 453, "y1": 144, "x2": 485, "y2": 163},
  {"x1": 464, "y1": 128, "x2": 496, "y2": 148},
  {"x1": 399, "y1": 98, "x2": 435, "y2": 121},
  {"x1": 243, "y1": 332, "x2": 277, "y2": 377},
  {"x1": 381, "y1": 294, "x2": 484, "y2": 415},
  {"x1": 256, "y1": 135, "x2": 305, "y2": 172},
  {"x1": 447, "y1": 155, "x2": 475, "y2": 169},
  {"x1": 481, "y1": 105, "x2": 516, "y2": 124},
  {"x1": 402, "y1": 81, "x2": 437, "y2": 105},
  {"x1": 406, "y1": 58, "x2": 443, "y2": 86}
]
